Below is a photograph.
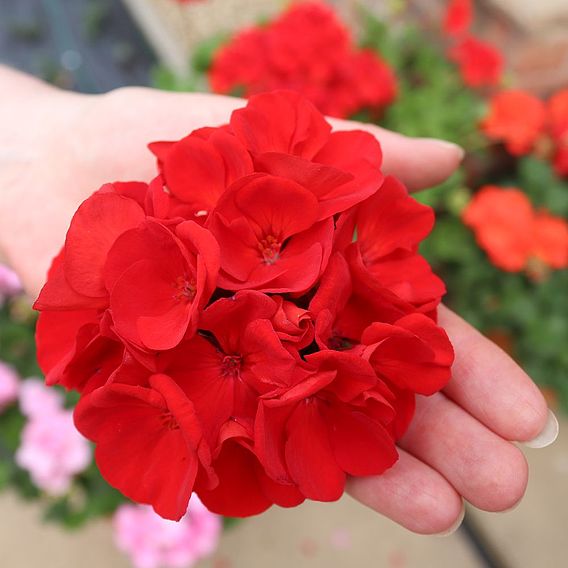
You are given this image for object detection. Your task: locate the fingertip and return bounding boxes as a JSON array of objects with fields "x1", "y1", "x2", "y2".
[
  {"x1": 433, "y1": 499, "x2": 466, "y2": 537},
  {"x1": 523, "y1": 408, "x2": 559, "y2": 448},
  {"x1": 476, "y1": 445, "x2": 529, "y2": 513},
  {"x1": 381, "y1": 136, "x2": 464, "y2": 191},
  {"x1": 347, "y1": 450, "x2": 464, "y2": 535},
  {"x1": 414, "y1": 492, "x2": 465, "y2": 536}
]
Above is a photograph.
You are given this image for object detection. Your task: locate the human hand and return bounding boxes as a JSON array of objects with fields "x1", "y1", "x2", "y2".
[{"x1": 0, "y1": 73, "x2": 555, "y2": 535}]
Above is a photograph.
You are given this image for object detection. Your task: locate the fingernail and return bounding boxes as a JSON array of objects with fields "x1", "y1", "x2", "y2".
[
  {"x1": 420, "y1": 138, "x2": 465, "y2": 161},
  {"x1": 524, "y1": 409, "x2": 559, "y2": 449},
  {"x1": 434, "y1": 501, "x2": 465, "y2": 537}
]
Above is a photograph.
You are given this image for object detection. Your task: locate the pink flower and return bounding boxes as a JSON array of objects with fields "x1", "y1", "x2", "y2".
[
  {"x1": 18, "y1": 378, "x2": 63, "y2": 418},
  {"x1": 0, "y1": 362, "x2": 19, "y2": 411},
  {"x1": 113, "y1": 495, "x2": 222, "y2": 568},
  {"x1": 15, "y1": 382, "x2": 91, "y2": 495},
  {"x1": 0, "y1": 264, "x2": 22, "y2": 306}
]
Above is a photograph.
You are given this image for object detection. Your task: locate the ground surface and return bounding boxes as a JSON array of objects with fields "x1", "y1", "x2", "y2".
[{"x1": 0, "y1": 423, "x2": 566, "y2": 567}]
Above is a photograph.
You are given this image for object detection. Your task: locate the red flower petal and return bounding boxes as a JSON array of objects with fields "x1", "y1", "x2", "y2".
[
  {"x1": 284, "y1": 401, "x2": 345, "y2": 501},
  {"x1": 362, "y1": 314, "x2": 454, "y2": 395},
  {"x1": 64, "y1": 193, "x2": 145, "y2": 298},
  {"x1": 327, "y1": 405, "x2": 398, "y2": 476},
  {"x1": 230, "y1": 91, "x2": 331, "y2": 159}
]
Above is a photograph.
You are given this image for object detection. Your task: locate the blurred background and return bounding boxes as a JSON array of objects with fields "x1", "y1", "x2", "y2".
[{"x1": 0, "y1": 0, "x2": 567, "y2": 567}]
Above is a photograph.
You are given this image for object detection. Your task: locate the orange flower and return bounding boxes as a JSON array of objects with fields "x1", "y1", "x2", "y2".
[
  {"x1": 443, "y1": 0, "x2": 472, "y2": 37},
  {"x1": 448, "y1": 36, "x2": 503, "y2": 88},
  {"x1": 533, "y1": 212, "x2": 568, "y2": 269},
  {"x1": 481, "y1": 90, "x2": 546, "y2": 155},
  {"x1": 462, "y1": 186, "x2": 568, "y2": 272}
]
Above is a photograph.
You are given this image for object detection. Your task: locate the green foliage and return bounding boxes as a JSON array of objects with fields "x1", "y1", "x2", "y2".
[
  {"x1": 0, "y1": 299, "x2": 40, "y2": 378},
  {"x1": 43, "y1": 464, "x2": 125, "y2": 530},
  {"x1": 360, "y1": 16, "x2": 485, "y2": 149},
  {"x1": 192, "y1": 34, "x2": 228, "y2": 74}
]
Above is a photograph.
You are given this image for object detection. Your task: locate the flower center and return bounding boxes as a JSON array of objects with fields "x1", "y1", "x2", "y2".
[
  {"x1": 221, "y1": 355, "x2": 242, "y2": 379},
  {"x1": 173, "y1": 275, "x2": 196, "y2": 303},
  {"x1": 160, "y1": 412, "x2": 179, "y2": 431},
  {"x1": 258, "y1": 234, "x2": 281, "y2": 265},
  {"x1": 328, "y1": 335, "x2": 353, "y2": 351}
]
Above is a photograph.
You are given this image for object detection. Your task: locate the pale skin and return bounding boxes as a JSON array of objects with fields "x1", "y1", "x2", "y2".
[{"x1": 0, "y1": 65, "x2": 556, "y2": 534}]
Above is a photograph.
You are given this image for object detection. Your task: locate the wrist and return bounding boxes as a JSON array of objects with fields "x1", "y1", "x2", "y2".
[{"x1": 0, "y1": 66, "x2": 85, "y2": 163}]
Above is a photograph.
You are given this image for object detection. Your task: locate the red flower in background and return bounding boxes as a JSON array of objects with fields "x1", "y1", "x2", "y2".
[
  {"x1": 442, "y1": 0, "x2": 503, "y2": 88},
  {"x1": 443, "y1": 0, "x2": 473, "y2": 37},
  {"x1": 481, "y1": 88, "x2": 568, "y2": 178},
  {"x1": 547, "y1": 89, "x2": 568, "y2": 176},
  {"x1": 481, "y1": 90, "x2": 546, "y2": 155},
  {"x1": 462, "y1": 186, "x2": 568, "y2": 272},
  {"x1": 448, "y1": 36, "x2": 503, "y2": 87},
  {"x1": 35, "y1": 91, "x2": 452, "y2": 520},
  {"x1": 209, "y1": 2, "x2": 397, "y2": 118}
]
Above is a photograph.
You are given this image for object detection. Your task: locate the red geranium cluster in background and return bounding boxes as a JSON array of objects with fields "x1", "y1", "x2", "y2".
[
  {"x1": 208, "y1": 2, "x2": 397, "y2": 119},
  {"x1": 443, "y1": 0, "x2": 503, "y2": 87},
  {"x1": 34, "y1": 91, "x2": 453, "y2": 520},
  {"x1": 462, "y1": 186, "x2": 568, "y2": 275},
  {"x1": 481, "y1": 89, "x2": 568, "y2": 177}
]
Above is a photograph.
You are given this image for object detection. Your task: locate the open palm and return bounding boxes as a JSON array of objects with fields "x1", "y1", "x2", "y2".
[{"x1": 0, "y1": 85, "x2": 553, "y2": 534}]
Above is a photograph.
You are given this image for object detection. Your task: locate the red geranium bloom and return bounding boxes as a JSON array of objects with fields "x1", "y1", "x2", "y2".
[
  {"x1": 34, "y1": 89, "x2": 453, "y2": 520},
  {"x1": 75, "y1": 374, "x2": 215, "y2": 521},
  {"x1": 342, "y1": 176, "x2": 445, "y2": 312},
  {"x1": 230, "y1": 91, "x2": 384, "y2": 219},
  {"x1": 313, "y1": 177, "x2": 445, "y2": 345},
  {"x1": 462, "y1": 185, "x2": 568, "y2": 272},
  {"x1": 443, "y1": 0, "x2": 472, "y2": 37},
  {"x1": 448, "y1": 35, "x2": 503, "y2": 87},
  {"x1": 105, "y1": 219, "x2": 219, "y2": 351},
  {"x1": 197, "y1": 421, "x2": 305, "y2": 517},
  {"x1": 148, "y1": 128, "x2": 253, "y2": 218},
  {"x1": 209, "y1": 2, "x2": 396, "y2": 118},
  {"x1": 481, "y1": 90, "x2": 546, "y2": 155},
  {"x1": 360, "y1": 314, "x2": 454, "y2": 396},
  {"x1": 208, "y1": 174, "x2": 334, "y2": 293},
  {"x1": 164, "y1": 291, "x2": 298, "y2": 447},
  {"x1": 256, "y1": 351, "x2": 398, "y2": 501}
]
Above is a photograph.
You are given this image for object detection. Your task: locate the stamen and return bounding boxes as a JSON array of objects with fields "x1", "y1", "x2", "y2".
[{"x1": 258, "y1": 234, "x2": 281, "y2": 264}]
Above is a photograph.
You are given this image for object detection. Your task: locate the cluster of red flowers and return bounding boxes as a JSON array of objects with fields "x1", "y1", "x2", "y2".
[
  {"x1": 443, "y1": 0, "x2": 503, "y2": 88},
  {"x1": 208, "y1": 2, "x2": 397, "y2": 119},
  {"x1": 481, "y1": 89, "x2": 568, "y2": 177},
  {"x1": 34, "y1": 91, "x2": 453, "y2": 520},
  {"x1": 462, "y1": 186, "x2": 568, "y2": 275}
]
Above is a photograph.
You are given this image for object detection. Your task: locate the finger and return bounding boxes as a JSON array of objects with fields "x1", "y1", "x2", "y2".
[
  {"x1": 107, "y1": 89, "x2": 464, "y2": 192},
  {"x1": 328, "y1": 118, "x2": 464, "y2": 191},
  {"x1": 439, "y1": 305, "x2": 552, "y2": 444},
  {"x1": 399, "y1": 393, "x2": 529, "y2": 512},
  {"x1": 347, "y1": 448, "x2": 464, "y2": 535}
]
